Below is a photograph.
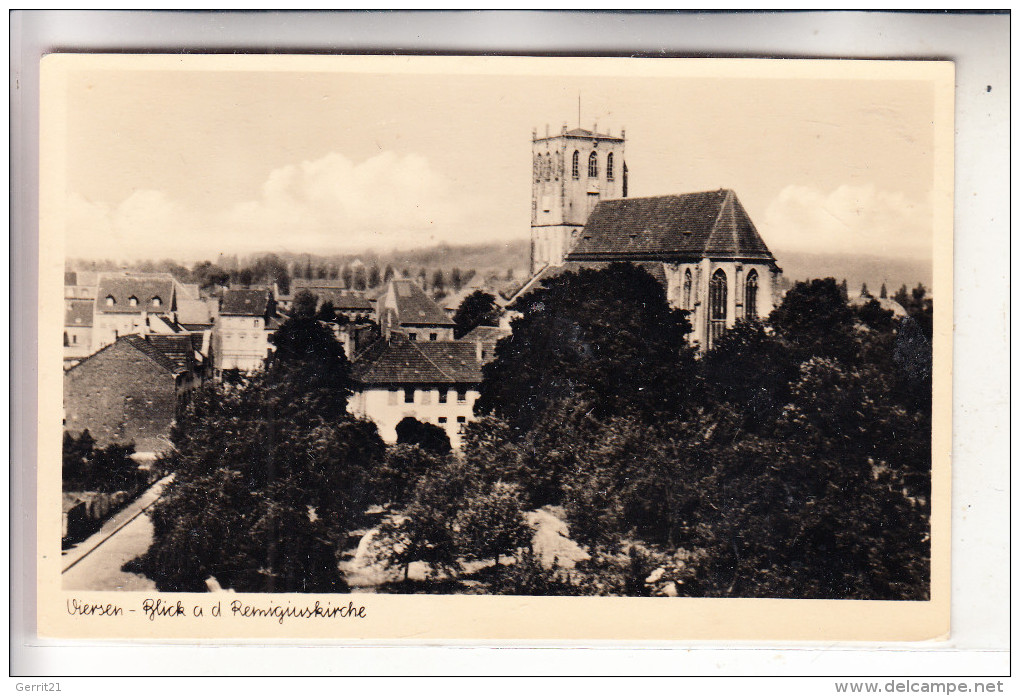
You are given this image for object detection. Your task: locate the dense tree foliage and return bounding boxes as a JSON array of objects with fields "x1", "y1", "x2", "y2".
[
  {"x1": 453, "y1": 290, "x2": 501, "y2": 339},
  {"x1": 133, "y1": 320, "x2": 384, "y2": 592},
  {"x1": 62, "y1": 430, "x2": 144, "y2": 493},
  {"x1": 394, "y1": 416, "x2": 452, "y2": 456},
  {"x1": 475, "y1": 263, "x2": 697, "y2": 433}
]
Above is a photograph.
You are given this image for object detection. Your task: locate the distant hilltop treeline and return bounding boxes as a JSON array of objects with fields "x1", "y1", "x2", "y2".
[{"x1": 66, "y1": 240, "x2": 534, "y2": 296}]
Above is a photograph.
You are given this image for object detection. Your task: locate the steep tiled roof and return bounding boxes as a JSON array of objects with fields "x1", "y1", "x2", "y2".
[
  {"x1": 96, "y1": 275, "x2": 175, "y2": 314},
  {"x1": 220, "y1": 289, "x2": 272, "y2": 316},
  {"x1": 65, "y1": 299, "x2": 93, "y2": 328},
  {"x1": 352, "y1": 340, "x2": 482, "y2": 385},
  {"x1": 388, "y1": 280, "x2": 455, "y2": 326},
  {"x1": 120, "y1": 335, "x2": 185, "y2": 374},
  {"x1": 567, "y1": 190, "x2": 775, "y2": 263},
  {"x1": 143, "y1": 334, "x2": 196, "y2": 372}
]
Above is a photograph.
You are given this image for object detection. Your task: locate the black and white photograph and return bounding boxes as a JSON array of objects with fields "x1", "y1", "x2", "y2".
[{"x1": 39, "y1": 53, "x2": 953, "y2": 641}]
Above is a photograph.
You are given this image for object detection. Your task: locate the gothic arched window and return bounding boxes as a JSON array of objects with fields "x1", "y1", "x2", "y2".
[
  {"x1": 606, "y1": 152, "x2": 614, "y2": 181},
  {"x1": 535, "y1": 155, "x2": 543, "y2": 183},
  {"x1": 744, "y1": 270, "x2": 759, "y2": 320},
  {"x1": 709, "y1": 269, "x2": 728, "y2": 348},
  {"x1": 572, "y1": 150, "x2": 580, "y2": 179},
  {"x1": 588, "y1": 151, "x2": 598, "y2": 178},
  {"x1": 683, "y1": 269, "x2": 693, "y2": 310},
  {"x1": 544, "y1": 152, "x2": 551, "y2": 181}
]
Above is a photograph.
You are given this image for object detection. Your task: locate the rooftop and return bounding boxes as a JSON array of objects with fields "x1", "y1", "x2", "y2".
[
  {"x1": 568, "y1": 189, "x2": 776, "y2": 264},
  {"x1": 386, "y1": 280, "x2": 455, "y2": 326},
  {"x1": 352, "y1": 340, "x2": 482, "y2": 385},
  {"x1": 95, "y1": 275, "x2": 176, "y2": 314},
  {"x1": 220, "y1": 289, "x2": 273, "y2": 316}
]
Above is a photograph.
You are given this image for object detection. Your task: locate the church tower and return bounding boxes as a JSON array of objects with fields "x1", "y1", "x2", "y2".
[{"x1": 530, "y1": 123, "x2": 627, "y2": 274}]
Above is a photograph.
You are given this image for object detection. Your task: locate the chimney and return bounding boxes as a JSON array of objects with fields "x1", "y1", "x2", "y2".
[{"x1": 621, "y1": 127, "x2": 626, "y2": 140}]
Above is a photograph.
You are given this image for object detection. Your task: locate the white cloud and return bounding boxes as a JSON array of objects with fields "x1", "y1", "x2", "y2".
[
  {"x1": 221, "y1": 151, "x2": 464, "y2": 251},
  {"x1": 761, "y1": 184, "x2": 933, "y2": 259},
  {"x1": 65, "y1": 151, "x2": 469, "y2": 261}
]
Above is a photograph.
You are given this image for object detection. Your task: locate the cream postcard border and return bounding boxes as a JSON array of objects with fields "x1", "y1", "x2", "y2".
[{"x1": 37, "y1": 53, "x2": 954, "y2": 642}]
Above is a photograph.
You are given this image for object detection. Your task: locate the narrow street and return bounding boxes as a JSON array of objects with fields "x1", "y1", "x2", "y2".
[{"x1": 61, "y1": 477, "x2": 170, "y2": 591}]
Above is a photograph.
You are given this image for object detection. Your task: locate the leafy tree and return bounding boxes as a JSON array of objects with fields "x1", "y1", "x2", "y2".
[
  {"x1": 453, "y1": 290, "x2": 500, "y2": 339},
  {"x1": 860, "y1": 282, "x2": 870, "y2": 298},
  {"x1": 431, "y1": 269, "x2": 445, "y2": 293},
  {"x1": 251, "y1": 253, "x2": 291, "y2": 294},
  {"x1": 368, "y1": 264, "x2": 381, "y2": 288},
  {"x1": 383, "y1": 265, "x2": 396, "y2": 283},
  {"x1": 880, "y1": 282, "x2": 888, "y2": 299},
  {"x1": 291, "y1": 290, "x2": 318, "y2": 320},
  {"x1": 371, "y1": 444, "x2": 447, "y2": 507},
  {"x1": 191, "y1": 261, "x2": 230, "y2": 290},
  {"x1": 63, "y1": 430, "x2": 143, "y2": 493},
  {"x1": 769, "y1": 278, "x2": 858, "y2": 366},
  {"x1": 838, "y1": 278, "x2": 849, "y2": 302},
  {"x1": 316, "y1": 300, "x2": 337, "y2": 322},
  {"x1": 450, "y1": 267, "x2": 463, "y2": 292},
  {"x1": 341, "y1": 265, "x2": 353, "y2": 289},
  {"x1": 135, "y1": 326, "x2": 385, "y2": 592},
  {"x1": 353, "y1": 266, "x2": 367, "y2": 291},
  {"x1": 475, "y1": 263, "x2": 696, "y2": 433},
  {"x1": 453, "y1": 482, "x2": 531, "y2": 571},
  {"x1": 395, "y1": 416, "x2": 452, "y2": 456}
]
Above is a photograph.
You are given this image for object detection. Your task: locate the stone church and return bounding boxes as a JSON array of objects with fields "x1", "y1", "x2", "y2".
[{"x1": 526, "y1": 124, "x2": 783, "y2": 351}]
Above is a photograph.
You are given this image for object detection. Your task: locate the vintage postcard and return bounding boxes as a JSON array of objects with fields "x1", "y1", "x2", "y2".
[{"x1": 38, "y1": 54, "x2": 953, "y2": 641}]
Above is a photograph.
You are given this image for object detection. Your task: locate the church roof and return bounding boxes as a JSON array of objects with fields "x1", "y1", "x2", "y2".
[
  {"x1": 535, "y1": 127, "x2": 624, "y2": 143},
  {"x1": 352, "y1": 340, "x2": 482, "y2": 385},
  {"x1": 567, "y1": 189, "x2": 776, "y2": 264}
]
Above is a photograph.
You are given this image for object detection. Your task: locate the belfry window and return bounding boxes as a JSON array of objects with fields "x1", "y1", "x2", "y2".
[
  {"x1": 571, "y1": 151, "x2": 580, "y2": 179},
  {"x1": 683, "y1": 269, "x2": 693, "y2": 310},
  {"x1": 544, "y1": 152, "x2": 551, "y2": 181},
  {"x1": 606, "y1": 152, "x2": 614, "y2": 180},
  {"x1": 709, "y1": 269, "x2": 728, "y2": 349},
  {"x1": 588, "y1": 152, "x2": 598, "y2": 178},
  {"x1": 535, "y1": 155, "x2": 544, "y2": 183},
  {"x1": 744, "y1": 270, "x2": 759, "y2": 320}
]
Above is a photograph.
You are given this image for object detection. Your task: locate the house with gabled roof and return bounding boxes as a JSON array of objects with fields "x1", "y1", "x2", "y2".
[
  {"x1": 350, "y1": 339, "x2": 483, "y2": 448},
  {"x1": 213, "y1": 288, "x2": 280, "y2": 373},
  {"x1": 64, "y1": 298, "x2": 94, "y2": 366},
  {"x1": 376, "y1": 279, "x2": 456, "y2": 342},
  {"x1": 63, "y1": 334, "x2": 200, "y2": 453},
  {"x1": 91, "y1": 272, "x2": 180, "y2": 350}
]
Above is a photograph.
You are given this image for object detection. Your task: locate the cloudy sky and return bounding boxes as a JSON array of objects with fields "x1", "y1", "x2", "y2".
[{"x1": 60, "y1": 57, "x2": 938, "y2": 263}]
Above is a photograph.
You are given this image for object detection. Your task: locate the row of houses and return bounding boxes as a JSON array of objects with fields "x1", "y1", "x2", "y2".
[{"x1": 63, "y1": 272, "x2": 505, "y2": 453}]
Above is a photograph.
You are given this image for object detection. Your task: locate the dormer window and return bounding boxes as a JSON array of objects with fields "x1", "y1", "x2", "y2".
[
  {"x1": 105, "y1": 295, "x2": 115, "y2": 306},
  {"x1": 151, "y1": 296, "x2": 162, "y2": 308},
  {"x1": 128, "y1": 296, "x2": 138, "y2": 307}
]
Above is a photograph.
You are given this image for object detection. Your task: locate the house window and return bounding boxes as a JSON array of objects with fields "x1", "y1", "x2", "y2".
[
  {"x1": 683, "y1": 269, "x2": 693, "y2": 310},
  {"x1": 588, "y1": 151, "x2": 598, "y2": 178},
  {"x1": 129, "y1": 296, "x2": 138, "y2": 307},
  {"x1": 105, "y1": 295, "x2": 115, "y2": 306},
  {"x1": 151, "y1": 296, "x2": 162, "y2": 308},
  {"x1": 429, "y1": 333, "x2": 438, "y2": 341},
  {"x1": 457, "y1": 415, "x2": 467, "y2": 433},
  {"x1": 745, "y1": 270, "x2": 759, "y2": 320},
  {"x1": 438, "y1": 389, "x2": 448, "y2": 404},
  {"x1": 63, "y1": 332, "x2": 69, "y2": 347},
  {"x1": 388, "y1": 388, "x2": 398, "y2": 405},
  {"x1": 408, "y1": 333, "x2": 417, "y2": 341},
  {"x1": 253, "y1": 319, "x2": 259, "y2": 327},
  {"x1": 709, "y1": 268, "x2": 728, "y2": 349},
  {"x1": 438, "y1": 416, "x2": 447, "y2": 424},
  {"x1": 607, "y1": 152, "x2": 614, "y2": 180},
  {"x1": 572, "y1": 150, "x2": 580, "y2": 178},
  {"x1": 404, "y1": 388, "x2": 415, "y2": 404},
  {"x1": 72, "y1": 334, "x2": 77, "y2": 345},
  {"x1": 456, "y1": 388, "x2": 467, "y2": 403}
]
